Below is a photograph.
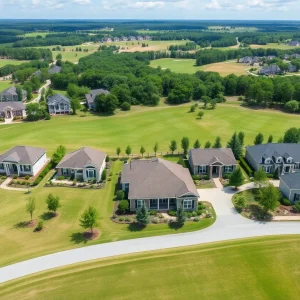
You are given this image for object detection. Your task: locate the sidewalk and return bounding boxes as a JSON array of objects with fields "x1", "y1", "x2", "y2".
[
  {"x1": 212, "y1": 178, "x2": 223, "y2": 188},
  {"x1": 0, "y1": 177, "x2": 29, "y2": 192}
]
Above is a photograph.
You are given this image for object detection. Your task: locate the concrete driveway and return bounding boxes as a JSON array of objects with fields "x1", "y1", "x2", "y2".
[{"x1": 0, "y1": 181, "x2": 299, "y2": 284}]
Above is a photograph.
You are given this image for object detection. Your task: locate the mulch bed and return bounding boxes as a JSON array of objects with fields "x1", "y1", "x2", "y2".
[
  {"x1": 276, "y1": 205, "x2": 300, "y2": 216},
  {"x1": 83, "y1": 229, "x2": 101, "y2": 240},
  {"x1": 27, "y1": 219, "x2": 38, "y2": 228}
]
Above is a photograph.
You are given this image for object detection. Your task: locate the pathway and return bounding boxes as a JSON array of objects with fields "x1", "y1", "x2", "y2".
[
  {"x1": 212, "y1": 178, "x2": 223, "y2": 188},
  {"x1": 26, "y1": 79, "x2": 51, "y2": 104},
  {"x1": 0, "y1": 182, "x2": 300, "y2": 284}
]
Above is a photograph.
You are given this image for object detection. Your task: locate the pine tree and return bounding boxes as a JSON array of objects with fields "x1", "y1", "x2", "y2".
[
  {"x1": 176, "y1": 205, "x2": 186, "y2": 225},
  {"x1": 254, "y1": 133, "x2": 264, "y2": 145},
  {"x1": 181, "y1": 137, "x2": 190, "y2": 156},
  {"x1": 267, "y1": 135, "x2": 273, "y2": 143},
  {"x1": 229, "y1": 168, "x2": 245, "y2": 190},
  {"x1": 212, "y1": 136, "x2": 222, "y2": 148},
  {"x1": 204, "y1": 141, "x2": 211, "y2": 148},
  {"x1": 153, "y1": 142, "x2": 158, "y2": 156},
  {"x1": 238, "y1": 131, "x2": 245, "y2": 147},
  {"x1": 169, "y1": 140, "x2": 177, "y2": 155},
  {"x1": 136, "y1": 203, "x2": 150, "y2": 226},
  {"x1": 227, "y1": 132, "x2": 242, "y2": 159},
  {"x1": 140, "y1": 146, "x2": 146, "y2": 157},
  {"x1": 193, "y1": 139, "x2": 201, "y2": 149}
]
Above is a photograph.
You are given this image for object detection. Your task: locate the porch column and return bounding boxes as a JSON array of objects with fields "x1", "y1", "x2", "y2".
[
  {"x1": 167, "y1": 198, "x2": 169, "y2": 210},
  {"x1": 16, "y1": 164, "x2": 20, "y2": 176},
  {"x1": 4, "y1": 164, "x2": 9, "y2": 176},
  {"x1": 209, "y1": 166, "x2": 212, "y2": 178},
  {"x1": 157, "y1": 199, "x2": 159, "y2": 210}
]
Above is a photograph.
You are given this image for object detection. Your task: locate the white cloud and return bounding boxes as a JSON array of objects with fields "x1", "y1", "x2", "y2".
[
  {"x1": 205, "y1": 0, "x2": 221, "y2": 9},
  {"x1": 128, "y1": 1, "x2": 164, "y2": 9},
  {"x1": 72, "y1": 0, "x2": 91, "y2": 4}
]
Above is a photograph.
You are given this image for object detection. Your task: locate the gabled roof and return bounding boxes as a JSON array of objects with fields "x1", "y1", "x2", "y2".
[
  {"x1": 85, "y1": 89, "x2": 110, "y2": 104},
  {"x1": 49, "y1": 65, "x2": 61, "y2": 75},
  {"x1": 280, "y1": 173, "x2": 300, "y2": 190},
  {"x1": 0, "y1": 146, "x2": 46, "y2": 165},
  {"x1": 56, "y1": 147, "x2": 106, "y2": 169},
  {"x1": 246, "y1": 144, "x2": 300, "y2": 163},
  {"x1": 47, "y1": 94, "x2": 70, "y2": 105},
  {"x1": 259, "y1": 65, "x2": 281, "y2": 75},
  {"x1": 189, "y1": 148, "x2": 237, "y2": 166},
  {"x1": 0, "y1": 101, "x2": 25, "y2": 111},
  {"x1": 0, "y1": 86, "x2": 27, "y2": 97},
  {"x1": 121, "y1": 158, "x2": 198, "y2": 199}
]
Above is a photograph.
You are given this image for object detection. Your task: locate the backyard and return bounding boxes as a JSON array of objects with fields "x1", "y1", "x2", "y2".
[
  {"x1": 0, "y1": 81, "x2": 13, "y2": 92},
  {"x1": 1, "y1": 235, "x2": 300, "y2": 299}
]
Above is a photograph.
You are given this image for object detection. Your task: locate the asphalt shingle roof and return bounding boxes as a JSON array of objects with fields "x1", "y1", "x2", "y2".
[
  {"x1": 0, "y1": 101, "x2": 25, "y2": 111},
  {"x1": 85, "y1": 89, "x2": 110, "y2": 104},
  {"x1": 280, "y1": 173, "x2": 300, "y2": 190},
  {"x1": 121, "y1": 158, "x2": 199, "y2": 199},
  {"x1": 47, "y1": 94, "x2": 70, "y2": 105}
]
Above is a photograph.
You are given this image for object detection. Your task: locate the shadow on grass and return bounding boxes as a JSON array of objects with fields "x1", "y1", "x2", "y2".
[
  {"x1": 70, "y1": 232, "x2": 88, "y2": 244},
  {"x1": 13, "y1": 221, "x2": 30, "y2": 229},
  {"x1": 128, "y1": 222, "x2": 147, "y2": 232},
  {"x1": 168, "y1": 221, "x2": 184, "y2": 231},
  {"x1": 40, "y1": 212, "x2": 56, "y2": 221}
]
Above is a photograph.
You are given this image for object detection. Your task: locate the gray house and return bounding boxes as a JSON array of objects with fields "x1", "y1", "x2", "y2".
[
  {"x1": 56, "y1": 147, "x2": 106, "y2": 182},
  {"x1": 259, "y1": 65, "x2": 281, "y2": 76},
  {"x1": 85, "y1": 89, "x2": 110, "y2": 110},
  {"x1": 49, "y1": 65, "x2": 61, "y2": 75},
  {"x1": 279, "y1": 173, "x2": 300, "y2": 203},
  {"x1": 47, "y1": 94, "x2": 71, "y2": 115},
  {"x1": 121, "y1": 158, "x2": 199, "y2": 212},
  {"x1": 0, "y1": 146, "x2": 47, "y2": 177},
  {"x1": 0, "y1": 87, "x2": 27, "y2": 102},
  {"x1": 245, "y1": 144, "x2": 300, "y2": 175},
  {"x1": 0, "y1": 102, "x2": 26, "y2": 120},
  {"x1": 189, "y1": 148, "x2": 237, "y2": 178},
  {"x1": 286, "y1": 41, "x2": 300, "y2": 47}
]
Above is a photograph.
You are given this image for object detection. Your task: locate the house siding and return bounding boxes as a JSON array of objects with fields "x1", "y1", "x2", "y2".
[{"x1": 32, "y1": 153, "x2": 48, "y2": 176}]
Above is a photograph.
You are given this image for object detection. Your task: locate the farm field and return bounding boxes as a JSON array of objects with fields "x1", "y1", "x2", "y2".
[
  {"x1": 0, "y1": 104, "x2": 299, "y2": 156},
  {"x1": 150, "y1": 58, "x2": 247, "y2": 76},
  {"x1": 22, "y1": 32, "x2": 55, "y2": 38},
  {"x1": 250, "y1": 43, "x2": 298, "y2": 50},
  {"x1": 0, "y1": 59, "x2": 28, "y2": 68},
  {"x1": 1, "y1": 236, "x2": 300, "y2": 300},
  {"x1": 0, "y1": 161, "x2": 215, "y2": 267},
  {"x1": 0, "y1": 81, "x2": 13, "y2": 92}
]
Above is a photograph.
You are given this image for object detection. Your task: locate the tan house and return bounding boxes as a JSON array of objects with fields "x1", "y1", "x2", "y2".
[
  {"x1": 189, "y1": 148, "x2": 237, "y2": 178},
  {"x1": 56, "y1": 147, "x2": 106, "y2": 182},
  {"x1": 121, "y1": 158, "x2": 199, "y2": 212},
  {"x1": 0, "y1": 102, "x2": 26, "y2": 121}
]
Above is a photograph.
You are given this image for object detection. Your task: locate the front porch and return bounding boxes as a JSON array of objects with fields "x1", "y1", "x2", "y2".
[{"x1": 149, "y1": 198, "x2": 177, "y2": 211}]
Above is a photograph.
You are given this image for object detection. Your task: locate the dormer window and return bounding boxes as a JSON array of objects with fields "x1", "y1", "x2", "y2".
[
  {"x1": 286, "y1": 157, "x2": 293, "y2": 164},
  {"x1": 265, "y1": 158, "x2": 271, "y2": 164},
  {"x1": 276, "y1": 157, "x2": 282, "y2": 164}
]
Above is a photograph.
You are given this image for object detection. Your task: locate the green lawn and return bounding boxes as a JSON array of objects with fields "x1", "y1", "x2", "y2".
[
  {"x1": 0, "y1": 81, "x2": 13, "y2": 92},
  {"x1": 0, "y1": 59, "x2": 28, "y2": 68},
  {"x1": 250, "y1": 43, "x2": 298, "y2": 50},
  {"x1": 1, "y1": 235, "x2": 300, "y2": 300}
]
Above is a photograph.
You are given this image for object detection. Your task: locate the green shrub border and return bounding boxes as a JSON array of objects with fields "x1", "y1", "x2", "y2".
[{"x1": 239, "y1": 156, "x2": 253, "y2": 177}]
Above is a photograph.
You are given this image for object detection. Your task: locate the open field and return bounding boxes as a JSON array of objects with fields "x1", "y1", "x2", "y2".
[
  {"x1": 0, "y1": 59, "x2": 28, "y2": 68},
  {"x1": 208, "y1": 26, "x2": 259, "y2": 32},
  {"x1": 151, "y1": 58, "x2": 247, "y2": 76},
  {"x1": 250, "y1": 43, "x2": 298, "y2": 50},
  {"x1": 0, "y1": 81, "x2": 13, "y2": 92},
  {"x1": 1, "y1": 236, "x2": 300, "y2": 299},
  {"x1": 0, "y1": 103, "x2": 300, "y2": 156},
  {"x1": 22, "y1": 32, "x2": 55, "y2": 38},
  {"x1": 0, "y1": 159, "x2": 215, "y2": 267}
]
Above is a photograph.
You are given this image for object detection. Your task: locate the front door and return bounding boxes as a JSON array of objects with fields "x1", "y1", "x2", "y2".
[
  {"x1": 212, "y1": 166, "x2": 218, "y2": 174},
  {"x1": 6, "y1": 110, "x2": 11, "y2": 119}
]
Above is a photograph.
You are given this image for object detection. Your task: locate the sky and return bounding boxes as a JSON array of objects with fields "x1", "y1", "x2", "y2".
[{"x1": 0, "y1": 0, "x2": 299, "y2": 20}]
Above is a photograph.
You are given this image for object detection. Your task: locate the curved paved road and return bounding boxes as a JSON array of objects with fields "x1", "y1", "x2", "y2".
[{"x1": 1, "y1": 182, "x2": 300, "y2": 284}]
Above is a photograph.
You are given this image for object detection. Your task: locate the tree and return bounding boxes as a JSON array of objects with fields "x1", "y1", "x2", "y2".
[
  {"x1": 118, "y1": 200, "x2": 129, "y2": 214},
  {"x1": 204, "y1": 141, "x2": 211, "y2": 148},
  {"x1": 136, "y1": 203, "x2": 150, "y2": 226},
  {"x1": 258, "y1": 183, "x2": 280, "y2": 215},
  {"x1": 169, "y1": 140, "x2": 177, "y2": 155},
  {"x1": 254, "y1": 133, "x2": 264, "y2": 145},
  {"x1": 198, "y1": 111, "x2": 204, "y2": 119},
  {"x1": 193, "y1": 139, "x2": 201, "y2": 149},
  {"x1": 229, "y1": 168, "x2": 245, "y2": 190},
  {"x1": 125, "y1": 145, "x2": 132, "y2": 157},
  {"x1": 227, "y1": 132, "x2": 243, "y2": 159},
  {"x1": 238, "y1": 131, "x2": 245, "y2": 147},
  {"x1": 51, "y1": 145, "x2": 66, "y2": 166},
  {"x1": 16, "y1": 86, "x2": 23, "y2": 102},
  {"x1": 210, "y1": 99, "x2": 217, "y2": 109},
  {"x1": 46, "y1": 194, "x2": 61, "y2": 215},
  {"x1": 285, "y1": 100, "x2": 299, "y2": 113},
  {"x1": 268, "y1": 135, "x2": 273, "y2": 143},
  {"x1": 56, "y1": 53, "x2": 62, "y2": 60},
  {"x1": 116, "y1": 147, "x2": 121, "y2": 157},
  {"x1": 213, "y1": 136, "x2": 222, "y2": 148},
  {"x1": 140, "y1": 146, "x2": 146, "y2": 158},
  {"x1": 202, "y1": 96, "x2": 211, "y2": 108},
  {"x1": 70, "y1": 98, "x2": 81, "y2": 115},
  {"x1": 26, "y1": 197, "x2": 36, "y2": 221},
  {"x1": 283, "y1": 127, "x2": 300, "y2": 143},
  {"x1": 176, "y1": 205, "x2": 186, "y2": 225},
  {"x1": 153, "y1": 142, "x2": 158, "y2": 156},
  {"x1": 116, "y1": 190, "x2": 124, "y2": 200},
  {"x1": 254, "y1": 168, "x2": 268, "y2": 188},
  {"x1": 79, "y1": 206, "x2": 99, "y2": 234},
  {"x1": 181, "y1": 137, "x2": 190, "y2": 156}
]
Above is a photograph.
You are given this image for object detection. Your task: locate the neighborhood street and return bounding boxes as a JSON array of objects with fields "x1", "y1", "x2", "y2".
[{"x1": 1, "y1": 181, "x2": 300, "y2": 284}]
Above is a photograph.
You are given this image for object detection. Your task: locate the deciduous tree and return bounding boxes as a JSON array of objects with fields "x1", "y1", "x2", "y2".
[
  {"x1": 79, "y1": 206, "x2": 99, "y2": 234},
  {"x1": 169, "y1": 140, "x2": 177, "y2": 155}
]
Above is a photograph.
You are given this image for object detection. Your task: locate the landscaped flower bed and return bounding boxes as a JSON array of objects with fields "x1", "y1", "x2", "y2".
[{"x1": 45, "y1": 181, "x2": 105, "y2": 189}]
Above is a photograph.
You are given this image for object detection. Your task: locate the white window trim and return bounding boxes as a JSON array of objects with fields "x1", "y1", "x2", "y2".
[
  {"x1": 264, "y1": 166, "x2": 272, "y2": 173},
  {"x1": 276, "y1": 158, "x2": 282, "y2": 164},
  {"x1": 198, "y1": 165, "x2": 207, "y2": 174},
  {"x1": 136, "y1": 200, "x2": 144, "y2": 209},
  {"x1": 183, "y1": 199, "x2": 193, "y2": 210},
  {"x1": 265, "y1": 158, "x2": 271, "y2": 164}
]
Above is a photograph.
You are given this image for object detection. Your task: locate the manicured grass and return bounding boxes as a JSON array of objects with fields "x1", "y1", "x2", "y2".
[
  {"x1": 2, "y1": 235, "x2": 300, "y2": 300},
  {"x1": 23, "y1": 32, "x2": 55, "y2": 38},
  {"x1": 0, "y1": 59, "x2": 28, "y2": 68},
  {"x1": 0, "y1": 104, "x2": 300, "y2": 156},
  {"x1": 0, "y1": 81, "x2": 13, "y2": 92},
  {"x1": 0, "y1": 160, "x2": 215, "y2": 267}
]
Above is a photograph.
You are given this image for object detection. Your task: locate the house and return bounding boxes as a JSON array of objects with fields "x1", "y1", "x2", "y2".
[
  {"x1": 189, "y1": 148, "x2": 237, "y2": 178},
  {"x1": 47, "y1": 94, "x2": 71, "y2": 115},
  {"x1": 48, "y1": 65, "x2": 61, "y2": 75},
  {"x1": 85, "y1": 89, "x2": 110, "y2": 110},
  {"x1": 144, "y1": 35, "x2": 152, "y2": 40},
  {"x1": 280, "y1": 173, "x2": 300, "y2": 203},
  {"x1": 113, "y1": 37, "x2": 120, "y2": 42},
  {"x1": 291, "y1": 53, "x2": 300, "y2": 59},
  {"x1": 137, "y1": 36, "x2": 144, "y2": 41},
  {"x1": 102, "y1": 37, "x2": 112, "y2": 43},
  {"x1": 265, "y1": 55, "x2": 276, "y2": 61},
  {"x1": 0, "y1": 87, "x2": 27, "y2": 102},
  {"x1": 0, "y1": 102, "x2": 26, "y2": 120},
  {"x1": 32, "y1": 69, "x2": 42, "y2": 78},
  {"x1": 56, "y1": 147, "x2": 106, "y2": 182},
  {"x1": 129, "y1": 36, "x2": 136, "y2": 41},
  {"x1": 121, "y1": 36, "x2": 128, "y2": 41},
  {"x1": 121, "y1": 158, "x2": 199, "y2": 212},
  {"x1": 0, "y1": 146, "x2": 47, "y2": 177},
  {"x1": 286, "y1": 40, "x2": 300, "y2": 47},
  {"x1": 245, "y1": 143, "x2": 300, "y2": 175},
  {"x1": 288, "y1": 63, "x2": 297, "y2": 73},
  {"x1": 258, "y1": 65, "x2": 281, "y2": 76},
  {"x1": 239, "y1": 56, "x2": 260, "y2": 65}
]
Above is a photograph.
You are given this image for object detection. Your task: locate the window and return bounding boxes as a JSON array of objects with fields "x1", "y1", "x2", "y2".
[
  {"x1": 87, "y1": 169, "x2": 96, "y2": 178},
  {"x1": 159, "y1": 198, "x2": 168, "y2": 209},
  {"x1": 23, "y1": 165, "x2": 31, "y2": 172},
  {"x1": 136, "y1": 200, "x2": 144, "y2": 209},
  {"x1": 0, "y1": 163, "x2": 4, "y2": 170},
  {"x1": 294, "y1": 194, "x2": 300, "y2": 202},
  {"x1": 286, "y1": 158, "x2": 293, "y2": 163},
  {"x1": 198, "y1": 165, "x2": 207, "y2": 174},
  {"x1": 276, "y1": 158, "x2": 282, "y2": 164},
  {"x1": 264, "y1": 166, "x2": 272, "y2": 173},
  {"x1": 294, "y1": 163, "x2": 300, "y2": 170},
  {"x1": 224, "y1": 166, "x2": 233, "y2": 173},
  {"x1": 63, "y1": 169, "x2": 68, "y2": 176},
  {"x1": 265, "y1": 158, "x2": 271, "y2": 164},
  {"x1": 183, "y1": 199, "x2": 194, "y2": 210},
  {"x1": 150, "y1": 199, "x2": 158, "y2": 210}
]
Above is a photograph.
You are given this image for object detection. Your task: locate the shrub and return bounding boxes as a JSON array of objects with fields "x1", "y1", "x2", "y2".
[
  {"x1": 101, "y1": 169, "x2": 107, "y2": 181},
  {"x1": 158, "y1": 213, "x2": 164, "y2": 219},
  {"x1": 25, "y1": 175, "x2": 30, "y2": 180},
  {"x1": 198, "y1": 202, "x2": 206, "y2": 210},
  {"x1": 223, "y1": 173, "x2": 232, "y2": 180},
  {"x1": 119, "y1": 217, "x2": 124, "y2": 222},
  {"x1": 239, "y1": 156, "x2": 253, "y2": 177},
  {"x1": 121, "y1": 101, "x2": 131, "y2": 111},
  {"x1": 281, "y1": 198, "x2": 291, "y2": 206},
  {"x1": 292, "y1": 202, "x2": 300, "y2": 213},
  {"x1": 196, "y1": 209, "x2": 202, "y2": 216},
  {"x1": 21, "y1": 181, "x2": 26, "y2": 185},
  {"x1": 152, "y1": 217, "x2": 159, "y2": 224},
  {"x1": 13, "y1": 175, "x2": 18, "y2": 179},
  {"x1": 105, "y1": 156, "x2": 110, "y2": 162},
  {"x1": 1, "y1": 176, "x2": 7, "y2": 180},
  {"x1": 0, "y1": 117, "x2": 4, "y2": 122},
  {"x1": 56, "y1": 176, "x2": 65, "y2": 180},
  {"x1": 125, "y1": 217, "x2": 131, "y2": 222},
  {"x1": 149, "y1": 210, "x2": 157, "y2": 216},
  {"x1": 44, "y1": 112, "x2": 51, "y2": 120},
  {"x1": 16, "y1": 180, "x2": 21, "y2": 185},
  {"x1": 35, "y1": 220, "x2": 44, "y2": 231},
  {"x1": 186, "y1": 212, "x2": 192, "y2": 219},
  {"x1": 116, "y1": 190, "x2": 124, "y2": 200},
  {"x1": 118, "y1": 200, "x2": 129, "y2": 214},
  {"x1": 192, "y1": 175, "x2": 201, "y2": 180},
  {"x1": 193, "y1": 216, "x2": 200, "y2": 222},
  {"x1": 168, "y1": 210, "x2": 176, "y2": 217},
  {"x1": 112, "y1": 213, "x2": 117, "y2": 219},
  {"x1": 191, "y1": 211, "x2": 197, "y2": 217}
]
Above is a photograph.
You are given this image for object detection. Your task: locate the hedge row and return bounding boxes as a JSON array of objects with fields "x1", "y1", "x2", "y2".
[
  {"x1": 239, "y1": 156, "x2": 253, "y2": 177},
  {"x1": 32, "y1": 161, "x2": 54, "y2": 186}
]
